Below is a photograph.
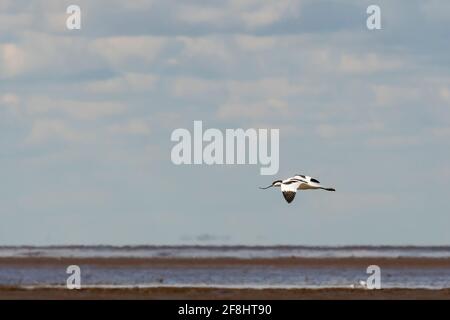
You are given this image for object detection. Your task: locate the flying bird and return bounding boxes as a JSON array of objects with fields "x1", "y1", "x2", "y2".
[{"x1": 260, "y1": 174, "x2": 335, "y2": 204}]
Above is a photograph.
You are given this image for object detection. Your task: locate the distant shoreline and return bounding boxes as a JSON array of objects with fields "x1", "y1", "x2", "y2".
[{"x1": 2, "y1": 245, "x2": 450, "y2": 249}]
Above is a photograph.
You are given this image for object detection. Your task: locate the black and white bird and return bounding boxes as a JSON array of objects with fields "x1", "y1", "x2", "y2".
[{"x1": 260, "y1": 174, "x2": 335, "y2": 204}]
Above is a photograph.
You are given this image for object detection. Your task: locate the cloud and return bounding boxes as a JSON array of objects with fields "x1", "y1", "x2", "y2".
[
  {"x1": 234, "y1": 35, "x2": 276, "y2": 51},
  {"x1": 177, "y1": 6, "x2": 226, "y2": 25},
  {"x1": 339, "y1": 53, "x2": 403, "y2": 74},
  {"x1": 85, "y1": 73, "x2": 158, "y2": 94},
  {"x1": 372, "y1": 84, "x2": 421, "y2": 107},
  {"x1": 238, "y1": 1, "x2": 299, "y2": 28},
  {"x1": 439, "y1": 87, "x2": 450, "y2": 104},
  {"x1": 218, "y1": 99, "x2": 289, "y2": 119},
  {"x1": 26, "y1": 97, "x2": 126, "y2": 120},
  {"x1": 315, "y1": 122, "x2": 384, "y2": 139},
  {"x1": 371, "y1": 80, "x2": 450, "y2": 108},
  {"x1": 171, "y1": 76, "x2": 223, "y2": 98},
  {"x1": 421, "y1": 1, "x2": 450, "y2": 22},
  {"x1": 1, "y1": 32, "x2": 102, "y2": 79},
  {"x1": 227, "y1": 77, "x2": 305, "y2": 98},
  {"x1": 0, "y1": 43, "x2": 27, "y2": 77},
  {"x1": 107, "y1": 119, "x2": 151, "y2": 136},
  {"x1": 0, "y1": 13, "x2": 33, "y2": 34},
  {"x1": 1, "y1": 32, "x2": 167, "y2": 80},
  {"x1": 1, "y1": 93, "x2": 21, "y2": 115},
  {"x1": 92, "y1": 36, "x2": 167, "y2": 68},
  {"x1": 177, "y1": 36, "x2": 231, "y2": 61},
  {"x1": 119, "y1": 0, "x2": 155, "y2": 10},
  {"x1": 26, "y1": 118, "x2": 86, "y2": 144},
  {"x1": 366, "y1": 135, "x2": 424, "y2": 148},
  {"x1": 430, "y1": 127, "x2": 450, "y2": 138},
  {"x1": 171, "y1": 76, "x2": 306, "y2": 101},
  {"x1": 2, "y1": 0, "x2": 450, "y2": 245},
  {"x1": 1, "y1": 93, "x2": 20, "y2": 105},
  {"x1": 176, "y1": 0, "x2": 300, "y2": 30}
]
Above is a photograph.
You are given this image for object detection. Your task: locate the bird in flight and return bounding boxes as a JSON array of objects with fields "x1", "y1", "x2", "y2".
[{"x1": 260, "y1": 174, "x2": 335, "y2": 204}]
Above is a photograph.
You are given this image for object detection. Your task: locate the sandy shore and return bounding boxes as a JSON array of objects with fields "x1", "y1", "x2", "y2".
[{"x1": 0, "y1": 286, "x2": 450, "y2": 300}]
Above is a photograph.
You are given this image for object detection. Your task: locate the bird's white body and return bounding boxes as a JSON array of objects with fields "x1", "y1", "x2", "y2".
[{"x1": 260, "y1": 174, "x2": 335, "y2": 204}]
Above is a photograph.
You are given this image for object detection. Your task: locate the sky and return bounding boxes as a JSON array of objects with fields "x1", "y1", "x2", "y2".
[{"x1": 1, "y1": 0, "x2": 449, "y2": 246}]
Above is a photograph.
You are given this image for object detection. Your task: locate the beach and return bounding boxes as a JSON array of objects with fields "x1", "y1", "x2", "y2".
[{"x1": 1, "y1": 286, "x2": 450, "y2": 300}]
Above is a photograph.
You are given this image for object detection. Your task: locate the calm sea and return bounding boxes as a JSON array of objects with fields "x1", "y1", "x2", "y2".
[{"x1": 1, "y1": 246, "x2": 450, "y2": 289}]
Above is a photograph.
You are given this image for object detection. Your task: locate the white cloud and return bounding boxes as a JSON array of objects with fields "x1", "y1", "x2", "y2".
[
  {"x1": 439, "y1": 87, "x2": 450, "y2": 104},
  {"x1": 177, "y1": 6, "x2": 226, "y2": 25},
  {"x1": 176, "y1": 0, "x2": 300, "y2": 29},
  {"x1": 421, "y1": 1, "x2": 450, "y2": 22},
  {"x1": 431, "y1": 127, "x2": 450, "y2": 138},
  {"x1": 120, "y1": 0, "x2": 155, "y2": 10},
  {"x1": 85, "y1": 73, "x2": 158, "y2": 94},
  {"x1": 239, "y1": 1, "x2": 297, "y2": 28},
  {"x1": 372, "y1": 84, "x2": 421, "y2": 107},
  {"x1": 0, "y1": 13, "x2": 33, "y2": 33},
  {"x1": 177, "y1": 36, "x2": 231, "y2": 61},
  {"x1": 2, "y1": 0, "x2": 450, "y2": 246},
  {"x1": 339, "y1": 53, "x2": 403, "y2": 74},
  {"x1": 218, "y1": 98, "x2": 289, "y2": 119},
  {"x1": 171, "y1": 76, "x2": 306, "y2": 100},
  {"x1": 27, "y1": 97, "x2": 127, "y2": 120},
  {"x1": 107, "y1": 119, "x2": 151, "y2": 136},
  {"x1": 1, "y1": 32, "x2": 101, "y2": 78},
  {"x1": 0, "y1": 0, "x2": 15, "y2": 10},
  {"x1": 0, "y1": 43, "x2": 27, "y2": 77},
  {"x1": 172, "y1": 76, "x2": 222, "y2": 98},
  {"x1": 0, "y1": 93, "x2": 21, "y2": 116},
  {"x1": 26, "y1": 118, "x2": 86, "y2": 144},
  {"x1": 227, "y1": 77, "x2": 305, "y2": 98},
  {"x1": 1, "y1": 93, "x2": 19, "y2": 105},
  {"x1": 366, "y1": 135, "x2": 423, "y2": 147},
  {"x1": 234, "y1": 35, "x2": 276, "y2": 51},
  {"x1": 316, "y1": 122, "x2": 384, "y2": 139},
  {"x1": 93, "y1": 36, "x2": 167, "y2": 67}
]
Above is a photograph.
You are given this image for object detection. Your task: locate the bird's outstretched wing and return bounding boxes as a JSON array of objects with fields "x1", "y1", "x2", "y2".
[{"x1": 281, "y1": 181, "x2": 301, "y2": 204}]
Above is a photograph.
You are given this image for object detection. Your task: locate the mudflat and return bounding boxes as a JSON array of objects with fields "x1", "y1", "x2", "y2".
[{"x1": 1, "y1": 286, "x2": 450, "y2": 300}]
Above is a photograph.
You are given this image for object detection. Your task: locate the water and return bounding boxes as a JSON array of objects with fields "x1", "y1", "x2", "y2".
[
  {"x1": 2, "y1": 245, "x2": 450, "y2": 259},
  {"x1": 1, "y1": 246, "x2": 449, "y2": 289}
]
